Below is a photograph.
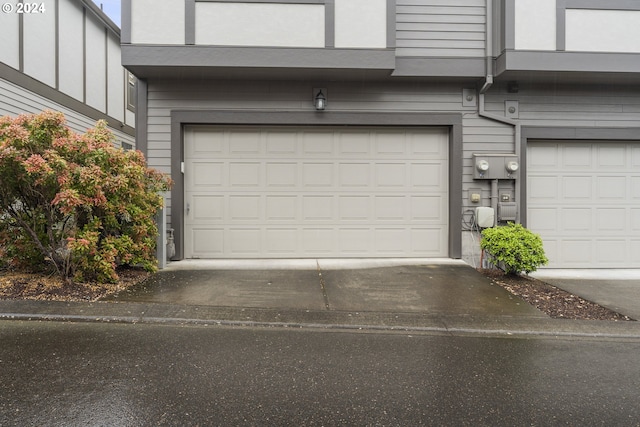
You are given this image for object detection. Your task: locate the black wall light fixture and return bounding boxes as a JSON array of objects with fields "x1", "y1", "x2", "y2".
[{"x1": 313, "y1": 88, "x2": 327, "y2": 110}]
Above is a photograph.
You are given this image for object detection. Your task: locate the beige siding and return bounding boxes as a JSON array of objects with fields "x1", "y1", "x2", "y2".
[{"x1": 396, "y1": 0, "x2": 486, "y2": 58}]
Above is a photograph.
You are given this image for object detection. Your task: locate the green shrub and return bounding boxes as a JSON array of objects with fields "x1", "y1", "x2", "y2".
[
  {"x1": 480, "y1": 223, "x2": 548, "y2": 275},
  {"x1": 0, "y1": 111, "x2": 172, "y2": 283}
]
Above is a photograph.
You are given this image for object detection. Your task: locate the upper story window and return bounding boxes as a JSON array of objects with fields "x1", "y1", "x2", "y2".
[{"x1": 127, "y1": 72, "x2": 136, "y2": 112}]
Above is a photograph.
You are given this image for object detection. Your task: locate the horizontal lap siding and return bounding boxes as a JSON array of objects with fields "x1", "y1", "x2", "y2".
[
  {"x1": 0, "y1": 78, "x2": 135, "y2": 147},
  {"x1": 485, "y1": 84, "x2": 640, "y2": 128},
  {"x1": 396, "y1": 0, "x2": 486, "y2": 58}
]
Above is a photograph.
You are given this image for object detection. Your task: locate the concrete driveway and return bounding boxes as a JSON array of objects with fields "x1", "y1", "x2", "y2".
[{"x1": 112, "y1": 259, "x2": 545, "y2": 318}]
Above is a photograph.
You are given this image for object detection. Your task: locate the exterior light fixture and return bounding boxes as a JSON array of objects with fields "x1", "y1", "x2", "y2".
[
  {"x1": 313, "y1": 88, "x2": 326, "y2": 111},
  {"x1": 506, "y1": 161, "x2": 519, "y2": 173}
]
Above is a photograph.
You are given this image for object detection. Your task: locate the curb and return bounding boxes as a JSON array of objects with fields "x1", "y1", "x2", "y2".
[{"x1": 2, "y1": 300, "x2": 640, "y2": 339}]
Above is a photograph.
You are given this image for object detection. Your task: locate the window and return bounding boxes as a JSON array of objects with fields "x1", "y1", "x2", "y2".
[{"x1": 127, "y1": 72, "x2": 136, "y2": 112}]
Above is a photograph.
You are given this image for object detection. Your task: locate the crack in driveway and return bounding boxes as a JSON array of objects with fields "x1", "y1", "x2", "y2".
[{"x1": 316, "y1": 259, "x2": 331, "y2": 310}]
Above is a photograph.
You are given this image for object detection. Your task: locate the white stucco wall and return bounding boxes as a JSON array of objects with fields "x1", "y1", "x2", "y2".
[
  {"x1": 335, "y1": 0, "x2": 387, "y2": 48},
  {"x1": 131, "y1": 0, "x2": 185, "y2": 45},
  {"x1": 566, "y1": 9, "x2": 640, "y2": 53},
  {"x1": 195, "y1": 2, "x2": 325, "y2": 47},
  {"x1": 514, "y1": 0, "x2": 556, "y2": 51}
]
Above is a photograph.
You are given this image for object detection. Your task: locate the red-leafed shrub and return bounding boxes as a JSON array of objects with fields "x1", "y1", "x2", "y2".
[{"x1": 0, "y1": 111, "x2": 171, "y2": 283}]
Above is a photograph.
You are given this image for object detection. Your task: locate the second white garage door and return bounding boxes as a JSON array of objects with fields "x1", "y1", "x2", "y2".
[
  {"x1": 184, "y1": 126, "x2": 449, "y2": 258},
  {"x1": 527, "y1": 141, "x2": 640, "y2": 268}
]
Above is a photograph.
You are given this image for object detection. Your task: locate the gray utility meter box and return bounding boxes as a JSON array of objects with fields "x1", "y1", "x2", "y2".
[{"x1": 473, "y1": 154, "x2": 519, "y2": 180}]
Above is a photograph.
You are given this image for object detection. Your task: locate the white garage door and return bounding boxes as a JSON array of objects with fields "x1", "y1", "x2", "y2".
[
  {"x1": 527, "y1": 141, "x2": 640, "y2": 268},
  {"x1": 184, "y1": 126, "x2": 449, "y2": 258}
]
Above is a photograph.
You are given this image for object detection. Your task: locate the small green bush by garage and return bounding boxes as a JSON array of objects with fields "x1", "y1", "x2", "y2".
[
  {"x1": 0, "y1": 111, "x2": 172, "y2": 283},
  {"x1": 480, "y1": 222, "x2": 548, "y2": 275}
]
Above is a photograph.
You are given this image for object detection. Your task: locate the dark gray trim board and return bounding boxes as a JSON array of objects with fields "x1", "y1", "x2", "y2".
[
  {"x1": 135, "y1": 79, "x2": 148, "y2": 156},
  {"x1": 122, "y1": 46, "x2": 395, "y2": 71},
  {"x1": 519, "y1": 126, "x2": 640, "y2": 227},
  {"x1": 556, "y1": 0, "x2": 566, "y2": 51},
  {"x1": 170, "y1": 111, "x2": 463, "y2": 260},
  {"x1": 325, "y1": 0, "x2": 335, "y2": 48},
  {"x1": 393, "y1": 58, "x2": 485, "y2": 78},
  {"x1": 0, "y1": 62, "x2": 135, "y2": 136},
  {"x1": 185, "y1": 0, "x2": 196, "y2": 45},
  {"x1": 121, "y1": 0, "x2": 131, "y2": 44},
  {"x1": 386, "y1": 0, "x2": 396, "y2": 49},
  {"x1": 496, "y1": 50, "x2": 640, "y2": 75},
  {"x1": 565, "y1": 0, "x2": 640, "y2": 10}
]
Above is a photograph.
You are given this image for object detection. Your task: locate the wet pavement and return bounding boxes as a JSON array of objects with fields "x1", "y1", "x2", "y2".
[
  {"x1": 110, "y1": 261, "x2": 543, "y2": 317},
  {"x1": 1, "y1": 260, "x2": 639, "y2": 338},
  {"x1": 2, "y1": 321, "x2": 640, "y2": 426}
]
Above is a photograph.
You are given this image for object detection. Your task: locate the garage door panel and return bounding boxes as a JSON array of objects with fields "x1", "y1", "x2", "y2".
[
  {"x1": 560, "y1": 240, "x2": 593, "y2": 265},
  {"x1": 411, "y1": 196, "x2": 445, "y2": 221},
  {"x1": 527, "y1": 208, "x2": 558, "y2": 232},
  {"x1": 229, "y1": 132, "x2": 261, "y2": 154},
  {"x1": 266, "y1": 132, "x2": 297, "y2": 154},
  {"x1": 303, "y1": 163, "x2": 334, "y2": 187},
  {"x1": 596, "y1": 240, "x2": 627, "y2": 265},
  {"x1": 597, "y1": 176, "x2": 627, "y2": 199},
  {"x1": 597, "y1": 145, "x2": 626, "y2": 168},
  {"x1": 632, "y1": 209, "x2": 640, "y2": 231},
  {"x1": 411, "y1": 229, "x2": 446, "y2": 255},
  {"x1": 529, "y1": 144, "x2": 559, "y2": 169},
  {"x1": 562, "y1": 176, "x2": 592, "y2": 200},
  {"x1": 302, "y1": 196, "x2": 334, "y2": 220},
  {"x1": 266, "y1": 163, "x2": 298, "y2": 187},
  {"x1": 528, "y1": 175, "x2": 558, "y2": 200},
  {"x1": 339, "y1": 196, "x2": 371, "y2": 220},
  {"x1": 229, "y1": 196, "x2": 260, "y2": 220},
  {"x1": 375, "y1": 196, "x2": 406, "y2": 221},
  {"x1": 376, "y1": 163, "x2": 406, "y2": 187},
  {"x1": 191, "y1": 195, "x2": 224, "y2": 222},
  {"x1": 266, "y1": 229, "x2": 297, "y2": 254},
  {"x1": 563, "y1": 144, "x2": 592, "y2": 168},
  {"x1": 302, "y1": 228, "x2": 334, "y2": 254},
  {"x1": 596, "y1": 208, "x2": 627, "y2": 232},
  {"x1": 302, "y1": 132, "x2": 334, "y2": 155},
  {"x1": 411, "y1": 163, "x2": 444, "y2": 188},
  {"x1": 561, "y1": 208, "x2": 591, "y2": 233},
  {"x1": 266, "y1": 196, "x2": 297, "y2": 221},
  {"x1": 190, "y1": 162, "x2": 224, "y2": 188},
  {"x1": 229, "y1": 229, "x2": 261, "y2": 255},
  {"x1": 528, "y1": 141, "x2": 639, "y2": 268},
  {"x1": 185, "y1": 126, "x2": 448, "y2": 258},
  {"x1": 375, "y1": 229, "x2": 407, "y2": 254},
  {"x1": 229, "y1": 163, "x2": 260, "y2": 187},
  {"x1": 191, "y1": 229, "x2": 224, "y2": 256},
  {"x1": 410, "y1": 130, "x2": 448, "y2": 156},
  {"x1": 339, "y1": 163, "x2": 370, "y2": 187},
  {"x1": 632, "y1": 177, "x2": 640, "y2": 198},
  {"x1": 339, "y1": 228, "x2": 372, "y2": 254}
]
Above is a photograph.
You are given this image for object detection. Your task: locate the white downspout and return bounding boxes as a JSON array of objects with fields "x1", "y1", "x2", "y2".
[{"x1": 478, "y1": 0, "x2": 522, "y2": 222}]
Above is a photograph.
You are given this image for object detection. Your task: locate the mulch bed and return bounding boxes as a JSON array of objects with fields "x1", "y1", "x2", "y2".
[
  {"x1": 479, "y1": 268, "x2": 634, "y2": 321},
  {"x1": 0, "y1": 267, "x2": 151, "y2": 302}
]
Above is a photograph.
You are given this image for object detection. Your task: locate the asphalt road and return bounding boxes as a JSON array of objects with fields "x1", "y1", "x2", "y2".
[{"x1": 1, "y1": 321, "x2": 640, "y2": 426}]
